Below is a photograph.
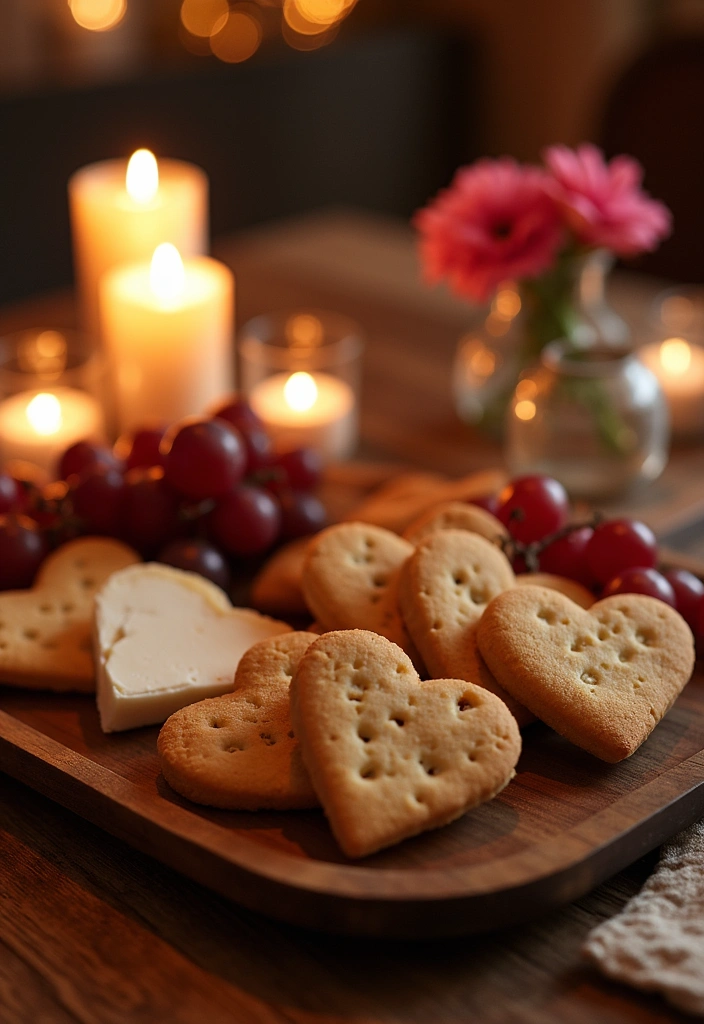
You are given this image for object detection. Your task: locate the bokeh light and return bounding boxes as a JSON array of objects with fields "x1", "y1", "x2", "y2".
[
  {"x1": 660, "y1": 338, "x2": 692, "y2": 377},
  {"x1": 180, "y1": 0, "x2": 229, "y2": 39},
  {"x1": 283, "y1": 0, "x2": 331, "y2": 36},
  {"x1": 294, "y1": 0, "x2": 355, "y2": 26},
  {"x1": 210, "y1": 6, "x2": 262, "y2": 63},
  {"x1": 68, "y1": 0, "x2": 126, "y2": 32},
  {"x1": 282, "y1": 17, "x2": 339, "y2": 50}
]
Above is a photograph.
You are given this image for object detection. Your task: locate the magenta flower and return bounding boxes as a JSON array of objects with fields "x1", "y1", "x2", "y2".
[
  {"x1": 544, "y1": 143, "x2": 672, "y2": 256},
  {"x1": 413, "y1": 158, "x2": 564, "y2": 303}
]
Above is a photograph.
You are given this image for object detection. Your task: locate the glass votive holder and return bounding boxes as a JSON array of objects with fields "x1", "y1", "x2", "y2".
[
  {"x1": 0, "y1": 328, "x2": 109, "y2": 478},
  {"x1": 238, "y1": 311, "x2": 364, "y2": 462},
  {"x1": 504, "y1": 341, "x2": 669, "y2": 500},
  {"x1": 638, "y1": 286, "x2": 704, "y2": 439}
]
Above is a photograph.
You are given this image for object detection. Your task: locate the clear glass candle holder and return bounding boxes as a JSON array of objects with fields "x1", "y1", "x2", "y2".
[
  {"x1": 504, "y1": 341, "x2": 669, "y2": 500},
  {"x1": 238, "y1": 311, "x2": 364, "y2": 462},
  {"x1": 0, "y1": 328, "x2": 109, "y2": 478}
]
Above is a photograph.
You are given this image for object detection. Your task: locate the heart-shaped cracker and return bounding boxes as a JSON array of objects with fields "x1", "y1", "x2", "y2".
[
  {"x1": 301, "y1": 522, "x2": 420, "y2": 662},
  {"x1": 477, "y1": 585, "x2": 695, "y2": 762},
  {"x1": 250, "y1": 537, "x2": 311, "y2": 616},
  {"x1": 0, "y1": 537, "x2": 139, "y2": 692},
  {"x1": 516, "y1": 572, "x2": 593, "y2": 609},
  {"x1": 158, "y1": 632, "x2": 318, "y2": 810},
  {"x1": 345, "y1": 469, "x2": 507, "y2": 534},
  {"x1": 398, "y1": 529, "x2": 533, "y2": 727},
  {"x1": 402, "y1": 501, "x2": 509, "y2": 547},
  {"x1": 290, "y1": 629, "x2": 521, "y2": 858},
  {"x1": 95, "y1": 563, "x2": 290, "y2": 732}
]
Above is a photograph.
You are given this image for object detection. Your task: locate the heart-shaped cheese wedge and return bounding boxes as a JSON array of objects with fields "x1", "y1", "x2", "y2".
[
  {"x1": 0, "y1": 537, "x2": 139, "y2": 692},
  {"x1": 477, "y1": 585, "x2": 695, "y2": 762},
  {"x1": 398, "y1": 529, "x2": 533, "y2": 727},
  {"x1": 290, "y1": 629, "x2": 521, "y2": 858},
  {"x1": 158, "y1": 632, "x2": 318, "y2": 810},
  {"x1": 95, "y1": 563, "x2": 290, "y2": 732},
  {"x1": 301, "y1": 522, "x2": 420, "y2": 662},
  {"x1": 402, "y1": 501, "x2": 509, "y2": 547}
]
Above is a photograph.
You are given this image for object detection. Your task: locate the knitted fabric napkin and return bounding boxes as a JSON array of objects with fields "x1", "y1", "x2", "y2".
[{"x1": 583, "y1": 821, "x2": 704, "y2": 1016}]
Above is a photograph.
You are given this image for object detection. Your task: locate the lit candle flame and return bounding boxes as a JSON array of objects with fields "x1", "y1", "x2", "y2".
[
  {"x1": 126, "y1": 149, "x2": 159, "y2": 203},
  {"x1": 284, "y1": 371, "x2": 318, "y2": 412},
  {"x1": 660, "y1": 338, "x2": 692, "y2": 377},
  {"x1": 149, "y1": 243, "x2": 185, "y2": 308},
  {"x1": 26, "y1": 393, "x2": 62, "y2": 436}
]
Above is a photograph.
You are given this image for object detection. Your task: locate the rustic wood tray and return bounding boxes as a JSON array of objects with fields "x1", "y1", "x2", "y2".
[{"x1": 0, "y1": 463, "x2": 703, "y2": 938}]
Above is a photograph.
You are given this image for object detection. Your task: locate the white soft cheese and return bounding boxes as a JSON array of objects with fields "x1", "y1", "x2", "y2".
[{"x1": 94, "y1": 563, "x2": 290, "y2": 732}]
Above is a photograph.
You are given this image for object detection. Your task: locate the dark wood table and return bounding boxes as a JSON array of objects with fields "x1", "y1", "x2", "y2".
[{"x1": 1, "y1": 211, "x2": 702, "y2": 1023}]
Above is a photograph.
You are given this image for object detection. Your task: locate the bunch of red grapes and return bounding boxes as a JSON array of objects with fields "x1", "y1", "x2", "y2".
[
  {"x1": 0, "y1": 397, "x2": 326, "y2": 594},
  {"x1": 484, "y1": 475, "x2": 704, "y2": 644}
]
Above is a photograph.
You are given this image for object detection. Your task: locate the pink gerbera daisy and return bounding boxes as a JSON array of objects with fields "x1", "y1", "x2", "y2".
[
  {"x1": 544, "y1": 143, "x2": 672, "y2": 256},
  {"x1": 413, "y1": 158, "x2": 565, "y2": 303}
]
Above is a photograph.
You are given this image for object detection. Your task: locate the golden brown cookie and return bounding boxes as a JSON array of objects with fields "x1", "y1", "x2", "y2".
[
  {"x1": 398, "y1": 529, "x2": 532, "y2": 727},
  {"x1": 402, "y1": 501, "x2": 509, "y2": 546},
  {"x1": 300, "y1": 522, "x2": 419, "y2": 662},
  {"x1": 250, "y1": 538, "x2": 311, "y2": 616},
  {"x1": 158, "y1": 632, "x2": 318, "y2": 809},
  {"x1": 345, "y1": 469, "x2": 507, "y2": 534},
  {"x1": 290, "y1": 629, "x2": 521, "y2": 858},
  {"x1": 516, "y1": 572, "x2": 594, "y2": 608},
  {"x1": 0, "y1": 537, "x2": 139, "y2": 691},
  {"x1": 477, "y1": 585, "x2": 695, "y2": 762}
]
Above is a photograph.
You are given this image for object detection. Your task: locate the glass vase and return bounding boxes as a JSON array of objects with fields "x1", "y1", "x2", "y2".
[
  {"x1": 452, "y1": 249, "x2": 629, "y2": 436},
  {"x1": 504, "y1": 340, "x2": 669, "y2": 499}
]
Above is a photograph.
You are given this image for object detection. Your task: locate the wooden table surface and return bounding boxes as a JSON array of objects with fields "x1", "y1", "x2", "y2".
[{"x1": 1, "y1": 210, "x2": 702, "y2": 1023}]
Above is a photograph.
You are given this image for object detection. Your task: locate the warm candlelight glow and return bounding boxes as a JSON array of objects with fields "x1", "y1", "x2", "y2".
[
  {"x1": 180, "y1": 0, "x2": 229, "y2": 37},
  {"x1": 210, "y1": 6, "x2": 262, "y2": 63},
  {"x1": 69, "y1": 0, "x2": 127, "y2": 32},
  {"x1": 515, "y1": 399, "x2": 536, "y2": 422},
  {"x1": 659, "y1": 337, "x2": 692, "y2": 377},
  {"x1": 284, "y1": 372, "x2": 318, "y2": 412},
  {"x1": 150, "y1": 244, "x2": 185, "y2": 307},
  {"x1": 126, "y1": 149, "x2": 159, "y2": 204},
  {"x1": 26, "y1": 394, "x2": 63, "y2": 436}
]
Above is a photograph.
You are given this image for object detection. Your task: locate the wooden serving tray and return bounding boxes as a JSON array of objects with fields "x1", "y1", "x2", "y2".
[{"x1": 0, "y1": 657, "x2": 703, "y2": 939}]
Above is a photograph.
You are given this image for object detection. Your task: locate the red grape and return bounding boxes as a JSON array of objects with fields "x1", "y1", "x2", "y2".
[
  {"x1": 497, "y1": 475, "x2": 570, "y2": 545},
  {"x1": 278, "y1": 491, "x2": 327, "y2": 540},
  {"x1": 213, "y1": 395, "x2": 263, "y2": 433},
  {"x1": 161, "y1": 419, "x2": 245, "y2": 501},
  {"x1": 241, "y1": 424, "x2": 274, "y2": 476},
  {"x1": 208, "y1": 485, "x2": 281, "y2": 556},
  {"x1": 602, "y1": 567, "x2": 676, "y2": 606},
  {"x1": 0, "y1": 472, "x2": 21, "y2": 514},
  {"x1": 58, "y1": 441, "x2": 122, "y2": 481},
  {"x1": 274, "y1": 448, "x2": 323, "y2": 492},
  {"x1": 158, "y1": 538, "x2": 231, "y2": 593},
  {"x1": 586, "y1": 519, "x2": 657, "y2": 586},
  {"x1": 69, "y1": 464, "x2": 125, "y2": 536},
  {"x1": 0, "y1": 514, "x2": 47, "y2": 589},
  {"x1": 663, "y1": 569, "x2": 704, "y2": 630},
  {"x1": 469, "y1": 493, "x2": 500, "y2": 516},
  {"x1": 122, "y1": 467, "x2": 181, "y2": 555},
  {"x1": 119, "y1": 427, "x2": 166, "y2": 471},
  {"x1": 538, "y1": 526, "x2": 594, "y2": 586}
]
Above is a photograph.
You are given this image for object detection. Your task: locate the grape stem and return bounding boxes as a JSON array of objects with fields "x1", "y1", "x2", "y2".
[{"x1": 500, "y1": 513, "x2": 603, "y2": 573}]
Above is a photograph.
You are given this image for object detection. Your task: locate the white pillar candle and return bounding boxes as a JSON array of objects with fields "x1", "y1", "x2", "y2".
[
  {"x1": 0, "y1": 388, "x2": 105, "y2": 475},
  {"x1": 69, "y1": 150, "x2": 208, "y2": 343},
  {"x1": 249, "y1": 370, "x2": 357, "y2": 461},
  {"x1": 100, "y1": 243, "x2": 234, "y2": 434},
  {"x1": 640, "y1": 338, "x2": 704, "y2": 437}
]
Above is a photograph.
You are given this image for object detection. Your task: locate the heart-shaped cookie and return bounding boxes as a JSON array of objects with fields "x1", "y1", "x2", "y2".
[
  {"x1": 158, "y1": 632, "x2": 318, "y2": 810},
  {"x1": 402, "y1": 501, "x2": 509, "y2": 547},
  {"x1": 477, "y1": 585, "x2": 696, "y2": 762},
  {"x1": 516, "y1": 572, "x2": 594, "y2": 609},
  {"x1": 301, "y1": 522, "x2": 420, "y2": 662},
  {"x1": 346, "y1": 469, "x2": 507, "y2": 534},
  {"x1": 290, "y1": 629, "x2": 521, "y2": 858},
  {"x1": 398, "y1": 529, "x2": 533, "y2": 727},
  {"x1": 95, "y1": 563, "x2": 290, "y2": 732},
  {"x1": 0, "y1": 536, "x2": 139, "y2": 692},
  {"x1": 250, "y1": 537, "x2": 311, "y2": 616}
]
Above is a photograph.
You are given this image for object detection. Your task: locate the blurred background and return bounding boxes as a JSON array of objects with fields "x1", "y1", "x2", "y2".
[{"x1": 1, "y1": 0, "x2": 703, "y2": 304}]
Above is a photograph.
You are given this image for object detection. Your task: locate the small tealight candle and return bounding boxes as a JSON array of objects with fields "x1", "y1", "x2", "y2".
[
  {"x1": 640, "y1": 338, "x2": 704, "y2": 437},
  {"x1": 249, "y1": 369, "x2": 356, "y2": 461},
  {"x1": 100, "y1": 243, "x2": 234, "y2": 433},
  {"x1": 69, "y1": 149, "x2": 208, "y2": 342},
  {"x1": 0, "y1": 388, "x2": 105, "y2": 474}
]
